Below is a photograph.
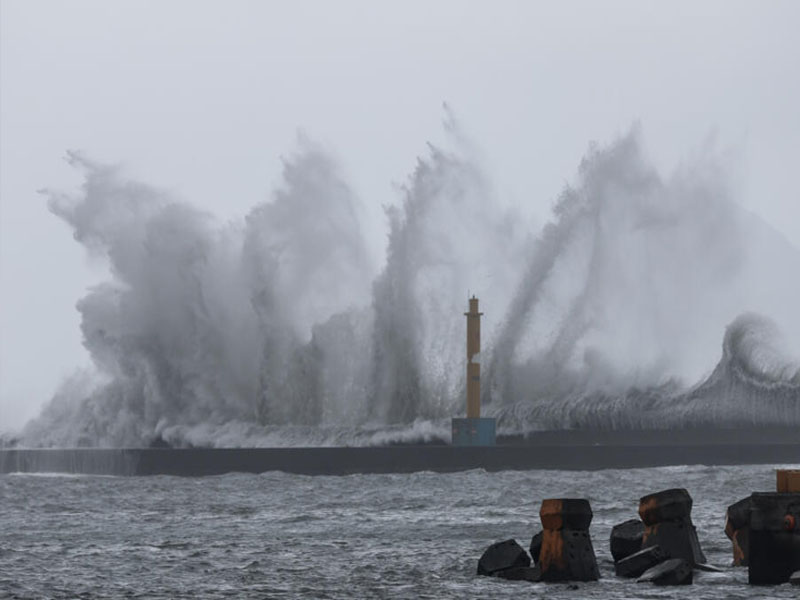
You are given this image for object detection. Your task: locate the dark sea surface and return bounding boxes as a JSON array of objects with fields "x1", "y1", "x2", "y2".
[{"x1": 1, "y1": 464, "x2": 798, "y2": 599}]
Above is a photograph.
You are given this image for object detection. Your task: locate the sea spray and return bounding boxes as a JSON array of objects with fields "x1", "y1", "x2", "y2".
[
  {"x1": 487, "y1": 130, "x2": 800, "y2": 430},
  {"x1": 19, "y1": 123, "x2": 800, "y2": 447},
  {"x1": 370, "y1": 131, "x2": 526, "y2": 424},
  {"x1": 28, "y1": 141, "x2": 376, "y2": 445}
]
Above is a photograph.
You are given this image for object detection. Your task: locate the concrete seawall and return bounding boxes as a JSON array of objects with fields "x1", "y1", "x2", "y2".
[{"x1": 2, "y1": 440, "x2": 799, "y2": 476}]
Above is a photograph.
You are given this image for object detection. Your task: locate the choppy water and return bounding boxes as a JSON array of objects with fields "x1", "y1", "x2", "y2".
[{"x1": 1, "y1": 464, "x2": 798, "y2": 599}]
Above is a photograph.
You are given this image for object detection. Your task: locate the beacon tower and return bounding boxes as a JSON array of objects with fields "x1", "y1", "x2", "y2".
[
  {"x1": 466, "y1": 295, "x2": 482, "y2": 418},
  {"x1": 452, "y1": 296, "x2": 496, "y2": 446}
]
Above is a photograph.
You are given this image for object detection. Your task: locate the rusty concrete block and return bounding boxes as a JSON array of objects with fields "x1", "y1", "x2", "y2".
[
  {"x1": 725, "y1": 496, "x2": 752, "y2": 567},
  {"x1": 538, "y1": 498, "x2": 599, "y2": 582},
  {"x1": 749, "y1": 492, "x2": 800, "y2": 585},
  {"x1": 639, "y1": 488, "x2": 692, "y2": 525},
  {"x1": 639, "y1": 488, "x2": 707, "y2": 566},
  {"x1": 777, "y1": 469, "x2": 800, "y2": 493}
]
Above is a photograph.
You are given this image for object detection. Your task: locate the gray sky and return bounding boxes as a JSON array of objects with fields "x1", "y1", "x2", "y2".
[{"x1": 1, "y1": 0, "x2": 799, "y2": 431}]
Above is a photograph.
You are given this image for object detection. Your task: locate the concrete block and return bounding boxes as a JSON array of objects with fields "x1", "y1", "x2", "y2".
[
  {"x1": 637, "y1": 558, "x2": 693, "y2": 585},
  {"x1": 610, "y1": 519, "x2": 644, "y2": 561},
  {"x1": 538, "y1": 498, "x2": 599, "y2": 582},
  {"x1": 777, "y1": 469, "x2": 800, "y2": 493},
  {"x1": 529, "y1": 531, "x2": 542, "y2": 564},
  {"x1": 496, "y1": 565, "x2": 542, "y2": 582},
  {"x1": 639, "y1": 488, "x2": 692, "y2": 525},
  {"x1": 639, "y1": 488, "x2": 706, "y2": 565},
  {"x1": 540, "y1": 498, "x2": 593, "y2": 530},
  {"x1": 615, "y1": 545, "x2": 666, "y2": 578},
  {"x1": 748, "y1": 492, "x2": 800, "y2": 585},
  {"x1": 477, "y1": 539, "x2": 530, "y2": 576},
  {"x1": 725, "y1": 496, "x2": 752, "y2": 566}
]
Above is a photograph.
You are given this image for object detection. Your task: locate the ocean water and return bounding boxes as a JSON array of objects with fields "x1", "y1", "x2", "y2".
[{"x1": 1, "y1": 464, "x2": 797, "y2": 599}]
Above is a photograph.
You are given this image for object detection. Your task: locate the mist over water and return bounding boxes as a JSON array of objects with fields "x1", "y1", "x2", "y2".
[{"x1": 17, "y1": 122, "x2": 800, "y2": 448}]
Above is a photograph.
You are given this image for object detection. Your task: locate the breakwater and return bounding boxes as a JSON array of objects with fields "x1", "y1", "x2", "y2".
[{"x1": 2, "y1": 429, "x2": 799, "y2": 476}]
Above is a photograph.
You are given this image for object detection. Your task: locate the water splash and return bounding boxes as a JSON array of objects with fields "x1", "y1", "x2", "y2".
[{"x1": 18, "y1": 122, "x2": 800, "y2": 447}]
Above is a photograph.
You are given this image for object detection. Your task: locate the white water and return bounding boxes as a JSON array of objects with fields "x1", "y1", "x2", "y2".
[{"x1": 16, "y1": 122, "x2": 800, "y2": 448}]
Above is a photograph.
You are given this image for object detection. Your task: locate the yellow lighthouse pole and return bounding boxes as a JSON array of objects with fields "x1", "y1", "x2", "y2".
[
  {"x1": 452, "y1": 295, "x2": 495, "y2": 446},
  {"x1": 465, "y1": 296, "x2": 483, "y2": 418}
]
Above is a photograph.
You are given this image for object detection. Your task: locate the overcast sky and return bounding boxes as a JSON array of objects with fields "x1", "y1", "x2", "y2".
[{"x1": 1, "y1": 0, "x2": 799, "y2": 431}]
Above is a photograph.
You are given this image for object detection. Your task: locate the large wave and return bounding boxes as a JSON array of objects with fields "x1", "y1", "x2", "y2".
[
  {"x1": 493, "y1": 313, "x2": 800, "y2": 433},
  {"x1": 17, "y1": 121, "x2": 800, "y2": 447}
]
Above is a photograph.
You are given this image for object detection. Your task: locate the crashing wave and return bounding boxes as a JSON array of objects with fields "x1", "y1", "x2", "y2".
[
  {"x1": 16, "y1": 120, "x2": 800, "y2": 448},
  {"x1": 492, "y1": 312, "x2": 800, "y2": 433}
]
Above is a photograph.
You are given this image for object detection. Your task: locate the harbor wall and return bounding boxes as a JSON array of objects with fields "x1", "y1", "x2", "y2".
[{"x1": 2, "y1": 440, "x2": 799, "y2": 476}]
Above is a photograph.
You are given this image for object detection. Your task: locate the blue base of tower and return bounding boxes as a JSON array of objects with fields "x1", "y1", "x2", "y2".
[{"x1": 451, "y1": 417, "x2": 496, "y2": 446}]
